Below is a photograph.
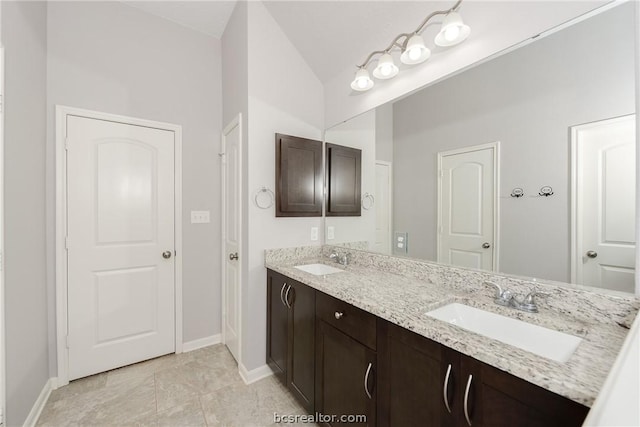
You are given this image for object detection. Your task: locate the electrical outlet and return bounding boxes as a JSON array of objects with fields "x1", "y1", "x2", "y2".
[
  {"x1": 311, "y1": 227, "x2": 319, "y2": 241},
  {"x1": 327, "y1": 226, "x2": 335, "y2": 240},
  {"x1": 191, "y1": 210, "x2": 210, "y2": 224},
  {"x1": 394, "y1": 232, "x2": 408, "y2": 254}
]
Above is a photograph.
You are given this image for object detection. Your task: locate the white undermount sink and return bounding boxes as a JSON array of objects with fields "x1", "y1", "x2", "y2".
[
  {"x1": 426, "y1": 303, "x2": 582, "y2": 363},
  {"x1": 294, "y1": 263, "x2": 344, "y2": 276}
]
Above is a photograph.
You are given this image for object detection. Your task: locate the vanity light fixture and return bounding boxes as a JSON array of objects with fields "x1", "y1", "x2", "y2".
[{"x1": 351, "y1": 0, "x2": 470, "y2": 92}]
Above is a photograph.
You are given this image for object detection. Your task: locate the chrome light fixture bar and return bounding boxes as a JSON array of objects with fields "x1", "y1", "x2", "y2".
[{"x1": 351, "y1": 0, "x2": 470, "y2": 92}]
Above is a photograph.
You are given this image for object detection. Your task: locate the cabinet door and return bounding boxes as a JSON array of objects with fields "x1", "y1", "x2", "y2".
[
  {"x1": 459, "y1": 355, "x2": 589, "y2": 427},
  {"x1": 276, "y1": 133, "x2": 323, "y2": 217},
  {"x1": 287, "y1": 281, "x2": 316, "y2": 412},
  {"x1": 266, "y1": 270, "x2": 289, "y2": 383},
  {"x1": 316, "y1": 320, "x2": 376, "y2": 426},
  {"x1": 326, "y1": 143, "x2": 362, "y2": 216},
  {"x1": 378, "y1": 321, "x2": 458, "y2": 427}
]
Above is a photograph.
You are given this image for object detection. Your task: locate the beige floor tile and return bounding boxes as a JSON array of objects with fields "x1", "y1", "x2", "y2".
[
  {"x1": 155, "y1": 359, "x2": 244, "y2": 412},
  {"x1": 36, "y1": 345, "x2": 309, "y2": 427},
  {"x1": 156, "y1": 399, "x2": 206, "y2": 427},
  {"x1": 200, "y1": 376, "x2": 306, "y2": 427}
]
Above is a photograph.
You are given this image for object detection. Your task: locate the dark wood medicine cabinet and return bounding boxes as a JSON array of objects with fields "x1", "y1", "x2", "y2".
[
  {"x1": 275, "y1": 134, "x2": 363, "y2": 218},
  {"x1": 275, "y1": 133, "x2": 323, "y2": 217},
  {"x1": 325, "y1": 143, "x2": 362, "y2": 217}
]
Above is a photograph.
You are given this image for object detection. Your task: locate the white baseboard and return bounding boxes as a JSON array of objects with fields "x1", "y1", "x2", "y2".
[
  {"x1": 182, "y1": 334, "x2": 222, "y2": 353},
  {"x1": 23, "y1": 377, "x2": 56, "y2": 427},
  {"x1": 239, "y1": 363, "x2": 273, "y2": 385}
]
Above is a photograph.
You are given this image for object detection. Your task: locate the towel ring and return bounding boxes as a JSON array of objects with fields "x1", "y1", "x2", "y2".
[
  {"x1": 362, "y1": 193, "x2": 375, "y2": 210},
  {"x1": 254, "y1": 187, "x2": 275, "y2": 209}
]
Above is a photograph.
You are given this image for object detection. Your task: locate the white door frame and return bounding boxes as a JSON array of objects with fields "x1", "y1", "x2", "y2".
[
  {"x1": 375, "y1": 160, "x2": 393, "y2": 254},
  {"x1": 436, "y1": 141, "x2": 500, "y2": 272},
  {"x1": 0, "y1": 46, "x2": 6, "y2": 424},
  {"x1": 570, "y1": 114, "x2": 635, "y2": 285},
  {"x1": 55, "y1": 105, "x2": 183, "y2": 386},
  {"x1": 220, "y1": 114, "x2": 242, "y2": 364}
]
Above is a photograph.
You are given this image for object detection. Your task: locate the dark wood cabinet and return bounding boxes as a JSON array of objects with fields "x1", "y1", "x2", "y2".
[
  {"x1": 316, "y1": 320, "x2": 376, "y2": 426},
  {"x1": 458, "y1": 355, "x2": 589, "y2": 427},
  {"x1": 326, "y1": 143, "x2": 362, "y2": 216},
  {"x1": 275, "y1": 133, "x2": 323, "y2": 217},
  {"x1": 378, "y1": 321, "x2": 588, "y2": 427},
  {"x1": 266, "y1": 270, "x2": 316, "y2": 411},
  {"x1": 378, "y1": 321, "x2": 458, "y2": 427},
  {"x1": 266, "y1": 271, "x2": 589, "y2": 427}
]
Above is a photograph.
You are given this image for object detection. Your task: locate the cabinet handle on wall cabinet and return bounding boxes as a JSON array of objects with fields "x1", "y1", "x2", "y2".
[
  {"x1": 443, "y1": 363, "x2": 453, "y2": 414},
  {"x1": 364, "y1": 362, "x2": 373, "y2": 399},
  {"x1": 284, "y1": 285, "x2": 292, "y2": 308},
  {"x1": 463, "y1": 374, "x2": 473, "y2": 426}
]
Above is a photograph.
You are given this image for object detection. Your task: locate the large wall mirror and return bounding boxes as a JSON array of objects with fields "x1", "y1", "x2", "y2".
[{"x1": 324, "y1": 2, "x2": 637, "y2": 294}]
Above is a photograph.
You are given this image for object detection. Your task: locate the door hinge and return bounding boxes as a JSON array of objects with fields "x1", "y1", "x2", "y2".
[
  {"x1": 65, "y1": 236, "x2": 70, "y2": 250},
  {"x1": 65, "y1": 335, "x2": 70, "y2": 348},
  {"x1": 439, "y1": 170, "x2": 444, "y2": 178},
  {"x1": 438, "y1": 225, "x2": 443, "y2": 234},
  {"x1": 0, "y1": 94, "x2": 3, "y2": 114},
  {"x1": 65, "y1": 137, "x2": 70, "y2": 151}
]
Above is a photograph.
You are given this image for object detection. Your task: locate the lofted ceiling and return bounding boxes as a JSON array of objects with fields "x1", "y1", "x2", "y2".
[
  {"x1": 262, "y1": 1, "x2": 453, "y2": 83},
  {"x1": 122, "y1": 1, "x2": 237, "y2": 38}
]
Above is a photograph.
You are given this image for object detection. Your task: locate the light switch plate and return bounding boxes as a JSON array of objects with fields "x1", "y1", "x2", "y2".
[
  {"x1": 327, "y1": 226, "x2": 335, "y2": 240},
  {"x1": 311, "y1": 227, "x2": 319, "y2": 241},
  {"x1": 191, "y1": 210, "x2": 210, "y2": 224}
]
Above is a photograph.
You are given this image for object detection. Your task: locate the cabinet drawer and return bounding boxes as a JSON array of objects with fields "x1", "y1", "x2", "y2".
[{"x1": 316, "y1": 291, "x2": 376, "y2": 350}]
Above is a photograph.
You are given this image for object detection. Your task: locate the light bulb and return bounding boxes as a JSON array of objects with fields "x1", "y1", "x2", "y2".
[
  {"x1": 357, "y1": 78, "x2": 367, "y2": 89},
  {"x1": 408, "y1": 47, "x2": 421, "y2": 61},
  {"x1": 400, "y1": 34, "x2": 430, "y2": 65},
  {"x1": 372, "y1": 53, "x2": 398, "y2": 80},
  {"x1": 350, "y1": 68, "x2": 374, "y2": 91},
  {"x1": 444, "y1": 25, "x2": 460, "y2": 42}
]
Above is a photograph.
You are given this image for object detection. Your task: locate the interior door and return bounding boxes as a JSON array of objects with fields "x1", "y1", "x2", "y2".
[
  {"x1": 67, "y1": 115, "x2": 175, "y2": 380},
  {"x1": 438, "y1": 144, "x2": 497, "y2": 271},
  {"x1": 374, "y1": 162, "x2": 392, "y2": 254},
  {"x1": 573, "y1": 115, "x2": 636, "y2": 292},
  {"x1": 222, "y1": 117, "x2": 241, "y2": 362}
]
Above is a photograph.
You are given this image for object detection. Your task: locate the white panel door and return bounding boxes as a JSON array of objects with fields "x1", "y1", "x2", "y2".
[
  {"x1": 573, "y1": 115, "x2": 636, "y2": 292},
  {"x1": 67, "y1": 116, "x2": 175, "y2": 380},
  {"x1": 373, "y1": 162, "x2": 391, "y2": 254},
  {"x1": 438, "y1": 145, "x2": 496, "y2": 270},
  {"x1": 222, "y1": 118, "x2": 241, "y2": 362}
]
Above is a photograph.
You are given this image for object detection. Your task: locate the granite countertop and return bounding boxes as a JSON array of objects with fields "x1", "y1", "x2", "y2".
[{"x1": 265, "y1": 252, "x2": 638, "y2": 408}]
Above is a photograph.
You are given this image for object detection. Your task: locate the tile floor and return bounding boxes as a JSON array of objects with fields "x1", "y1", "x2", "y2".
[{"x1": 37, "y1": 345, "x2": 310, "y2": 426}]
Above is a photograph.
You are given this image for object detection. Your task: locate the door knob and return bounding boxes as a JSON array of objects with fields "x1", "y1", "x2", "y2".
[
  {"x1": 586, "y1": 250, "x2": 598, "y2": 259},
  {"x1": 162, "y1": 251, "x2": 172, "y2": 259},
  {"x1": 334, "y1": 311, "x2": 344, "y2": 320},
  {"x1": 229, "y1": 252, "x2": 239, "y2": 261},
  {"x1": 482, "y1": 242, "x2": 491, "y2": 249}
]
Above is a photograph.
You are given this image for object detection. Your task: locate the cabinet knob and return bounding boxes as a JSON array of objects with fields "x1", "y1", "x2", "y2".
[{"x1": 334, "y1": 311, "x2": 344, "y2": 320}]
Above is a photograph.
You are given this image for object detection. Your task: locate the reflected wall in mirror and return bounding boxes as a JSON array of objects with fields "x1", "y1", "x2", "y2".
[{"x1": 324, "y1": 2, "x2": 637, "y2": 293}]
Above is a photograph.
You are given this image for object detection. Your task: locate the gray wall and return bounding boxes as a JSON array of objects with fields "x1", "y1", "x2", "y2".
[
  {"x1": 393, "y1": 3, "x2": 636, "y2": 282},
  {"x1": 45, "y1": 1, "x2": 223, "y2": 374},
  {"x1": 375, "y1": 103, "x2": 393, "y2": 163},
  {"x1": 2, "y1": 2, "x2": 50, "y2": 425}
]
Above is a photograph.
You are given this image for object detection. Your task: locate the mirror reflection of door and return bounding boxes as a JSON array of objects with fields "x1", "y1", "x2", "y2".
[
  {"x1": 437, "y1": 143, "x2": 498, "y2": 271},
  {"x1": 374, "y1": 161, "x2": 392, "y2": 254},
  {"x1": 572, "y1": 115, "x2": 636, "y2": 293}
]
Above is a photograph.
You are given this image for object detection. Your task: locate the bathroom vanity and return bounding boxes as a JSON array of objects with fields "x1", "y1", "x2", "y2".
[{"x1": 265, "y1": 246, "x2": 638, "y2": 427}]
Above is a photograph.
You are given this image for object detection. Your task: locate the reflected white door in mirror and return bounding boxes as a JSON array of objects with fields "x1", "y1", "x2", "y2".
[
  {"x1": 571, "y1": 115, "x2": 636, "y2": 293},
  {"x1": 437, "y1": 142, "x2": 498, "y2": 271}
]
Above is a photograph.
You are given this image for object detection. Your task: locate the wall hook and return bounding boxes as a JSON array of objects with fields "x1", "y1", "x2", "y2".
[
  {"x1": 510, "y1": 188, "x2": 524, "y2": 198},
  {"x1": 538, "y1": 186, "x2": 554, "y2": 197}
]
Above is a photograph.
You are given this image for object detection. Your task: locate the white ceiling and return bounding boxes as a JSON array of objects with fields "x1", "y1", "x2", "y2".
[
  {"x1": 263, "y1": 1, "x2": 450, "y2": 83},
  {"x1": 122, "y1": 1, "x2": 237, "y2": 38}
]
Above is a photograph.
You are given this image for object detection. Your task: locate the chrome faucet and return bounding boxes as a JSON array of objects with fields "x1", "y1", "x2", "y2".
[
  {"x1": 329, "y1": 251, "x2": 351, "y2": 266},
  {"x1": 483, "y1": 281, "x2": 550, "y2": 313}
]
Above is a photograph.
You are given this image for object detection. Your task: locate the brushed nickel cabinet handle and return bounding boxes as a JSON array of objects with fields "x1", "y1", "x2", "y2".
[
  {"x1": 284, "y1": 285, "x2": 292, "y2": 308},
  {"x1": 334, "y1": 311, "x2": 344, "y2": 320},
  {"x1": 464, "y1": 374, "x2": 473, "y2": 426},
  {"x1": 443, "y1": 363, "x2": 452, "y2": 414},
  {"x1": 364, "y1": 362, "x2": 373, "y2": 400},
  {"x1": 280, "y1": 284, "x2": 287, "y2": 306}
]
